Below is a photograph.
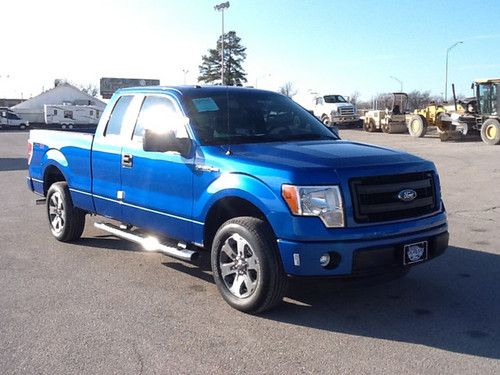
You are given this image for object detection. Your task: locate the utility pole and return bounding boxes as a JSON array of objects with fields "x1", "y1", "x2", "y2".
[
  {"x1": 214, "y1": 2, "x2": 230, "y2": 85},
  {"x1": 182, "y1": 69, "x2": 189, "y2": 85},
  {"x1": 445, "y1": 41, "x2": 463, "y2": 102}
]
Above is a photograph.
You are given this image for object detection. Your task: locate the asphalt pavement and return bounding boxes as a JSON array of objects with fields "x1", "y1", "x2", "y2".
[{"x1": 0, "y1": 129, "x2": 498, "y2": 374}]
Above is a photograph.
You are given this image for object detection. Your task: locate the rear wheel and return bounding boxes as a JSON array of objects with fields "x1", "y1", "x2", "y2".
[
  {"x1": 408, "y1": 115, "x2": 427, "y2": 137},
  {"x1": 381, "y1": 122, "x2": 392, "y2": 134},
  {"x1": 480, "y1": 119, "x2": 500, "y2": 145},
  {"x1": 47, "y1": 182, "x2": 86, "y2": 242},
  {"x1": 363, "y1": 119, "x2": 376, "y2": 132},
  {"x1": 211, "y1": 217, "x2": 287, "y2": 313}
]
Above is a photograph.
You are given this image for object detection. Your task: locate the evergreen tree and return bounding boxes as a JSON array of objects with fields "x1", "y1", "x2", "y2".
[{"x1": 198, "y1": 31, "x2": 247, "y2": 85}]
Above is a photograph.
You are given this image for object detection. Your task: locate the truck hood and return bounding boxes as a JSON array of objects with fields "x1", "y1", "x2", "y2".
[
  {"x1": 204, "y1": 140, "x2": 434, "y2": 185},
  {"x1": 324, "y1": 102, "x2": 354, "y2": 110}
]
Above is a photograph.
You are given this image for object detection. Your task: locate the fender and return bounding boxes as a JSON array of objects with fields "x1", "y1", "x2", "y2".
[
  {"x1": 42, "y1": 149, "x2": 70, "y2": 183},
  {"x1": 194, "y1": 172, "x2": 290, "y2": 235}
]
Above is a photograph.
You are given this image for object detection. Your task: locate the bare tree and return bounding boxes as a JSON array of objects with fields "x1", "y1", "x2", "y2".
[
  {"x1": 279, "y1": 82, "x2": 297, "y2": 98},
  {"x1": 349, "y1": 91, "x2": 360, "y2": 105},
  {"x1": 78, "y1": 83, "x2": 99, "y2": 97}
]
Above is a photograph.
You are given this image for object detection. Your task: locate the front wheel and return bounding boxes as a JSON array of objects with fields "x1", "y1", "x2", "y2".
[
  {"x1": 408, "y1": 115, "x2": 427, "y2": 137},
  {"x1": 47, "y1": 182, "x2": 86, "y2": 242},
  {"x1": 481, "y1": 119, "x2": 500, "y2": 145},
  {"x1": 211, "y1": 217, "x2": 287, "y2": 313},
  {"x1": 363, "y1": 119, "x2": 376, "y2": 132}
]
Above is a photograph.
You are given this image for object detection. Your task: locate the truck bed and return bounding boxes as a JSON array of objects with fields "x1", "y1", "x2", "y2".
[{"x1": 28, "y1": 129, "x2": 95, "y2": 206}]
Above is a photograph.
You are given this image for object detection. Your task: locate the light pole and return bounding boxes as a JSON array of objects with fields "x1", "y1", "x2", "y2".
[
  {"x1": 445, "y1": 41, "x2": 463, "y2": 102},
  {"x1": 389, "y1": 75, "x2": 403, "y2": 92},
  {"x1": 214, "y1": 2, "x2": 230, "y2": 85},
  {"x1": 182, "y1": 69, "x2": 189, "y2": 85}
]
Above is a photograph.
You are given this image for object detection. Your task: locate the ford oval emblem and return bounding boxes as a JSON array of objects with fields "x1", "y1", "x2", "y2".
[{"x1": 398, "y1": 189, "x2": 417, "y2": 202}]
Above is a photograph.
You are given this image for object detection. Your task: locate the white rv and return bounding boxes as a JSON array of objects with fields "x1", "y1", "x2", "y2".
[{"x1": 43, "y1": 104, "x2": 102, "y2": 129}]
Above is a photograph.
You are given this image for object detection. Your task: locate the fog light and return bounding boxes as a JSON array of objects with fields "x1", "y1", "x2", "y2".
[{"x1": 319, "y1": 253, "x2": 331, "y2": 267}]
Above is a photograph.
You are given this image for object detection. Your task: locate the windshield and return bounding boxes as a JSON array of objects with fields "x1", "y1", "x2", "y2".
[
  {"x1": 183, "y1": 91, "x2": 338, "y2": 145},
  {"x1": 478, "y1": 83, "x2": 498, "y2": 115},
  {"x1": 323, "y1": 95, "x2": 347, "y2": 103}
]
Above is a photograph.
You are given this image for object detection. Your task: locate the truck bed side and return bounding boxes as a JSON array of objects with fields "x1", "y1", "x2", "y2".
[{"x1": 28, "y1": 129, "x2": 95, "y2": 212}]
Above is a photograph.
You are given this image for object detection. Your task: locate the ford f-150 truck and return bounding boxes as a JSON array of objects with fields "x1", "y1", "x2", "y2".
[{"x1": 27, "y1": 86, "x2": 449, "y2": 313}]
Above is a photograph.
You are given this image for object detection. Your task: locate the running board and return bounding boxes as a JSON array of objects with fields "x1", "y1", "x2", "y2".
[{"x1": 94, "y1": 222, "x2": 199, "y2": 261}]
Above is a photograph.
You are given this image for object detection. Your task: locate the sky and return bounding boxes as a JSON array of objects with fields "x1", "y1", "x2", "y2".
[{"x1": 1, "y1": 0, "x2": 499, "y2": 101}]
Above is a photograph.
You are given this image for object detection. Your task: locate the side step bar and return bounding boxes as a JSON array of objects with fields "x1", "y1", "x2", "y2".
[{"x1": 94, "y1": 222, "x2": 199, "y2": 261}]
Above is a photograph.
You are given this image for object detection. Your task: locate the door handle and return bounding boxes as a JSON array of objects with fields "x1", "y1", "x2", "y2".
[{"x1": 122, "y1": 153, "x2": 133, "y2": 167}]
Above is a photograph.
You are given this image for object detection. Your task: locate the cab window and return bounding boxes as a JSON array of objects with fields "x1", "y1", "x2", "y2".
[
  {"x1": 132, "y1": 96, "x2": 188, "y2": 141},
  {"x1": 105, "y1": 95, "x2": 134, "y2": 136}
]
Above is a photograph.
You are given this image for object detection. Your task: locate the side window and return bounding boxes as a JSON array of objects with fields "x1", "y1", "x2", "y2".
[
  {"x1": 53, "y1": 109, "x2": 58, "y2": 115},
  {"x1": 132, "y1": 96, "x2": 188, "y2": 141},
  {"x1": 105, "y1": 95, "x2": 134, "y2": 136}
]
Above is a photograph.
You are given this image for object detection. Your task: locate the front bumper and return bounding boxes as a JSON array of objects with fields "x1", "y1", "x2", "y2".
[
  {"x1": 331, "y1": 116, "x2": 360, "y2": 123},
  {"x1": 277, "y1": 224, "x2": 448, "y2": 277}
]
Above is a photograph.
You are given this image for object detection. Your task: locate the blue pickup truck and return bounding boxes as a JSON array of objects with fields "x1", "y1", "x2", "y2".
[{"x1": 27, "y1": 86, "x2": 448, "y2": 313}]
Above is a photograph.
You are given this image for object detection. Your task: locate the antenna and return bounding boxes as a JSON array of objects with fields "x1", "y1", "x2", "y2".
[{"x1": 225, "y1": 86, "x2": 232, "y2": 155}]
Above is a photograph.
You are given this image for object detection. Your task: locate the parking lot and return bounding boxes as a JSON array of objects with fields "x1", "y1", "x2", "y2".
[{"x1": 0, "y1": 129, "x2": 498, "y2": 374}]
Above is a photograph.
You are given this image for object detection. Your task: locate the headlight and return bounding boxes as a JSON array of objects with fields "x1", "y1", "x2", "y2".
[{"x1": 282, "y1": 185, "x2": 344, "y2": 228}]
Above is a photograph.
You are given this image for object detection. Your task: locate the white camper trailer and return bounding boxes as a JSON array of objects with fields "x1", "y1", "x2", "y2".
[{"x1": 43, "y1": 104, "x2": 102, "y2": 129}]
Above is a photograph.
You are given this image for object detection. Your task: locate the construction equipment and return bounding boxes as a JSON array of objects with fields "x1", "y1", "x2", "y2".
[
  {"x1": 475, "y1": 78, "x2": 500, "y2": 145},
  {"x1": 408, "y1": 102, "x2": 449, "y2": 138},
  {"x1": 439, "y1": 78, "x2": 500, "y2": 145},
  {"x1": 363, "y1": 92, "x2": 409, "y2": 133}
]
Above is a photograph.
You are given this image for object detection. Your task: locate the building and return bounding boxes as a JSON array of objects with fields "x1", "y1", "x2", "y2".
[
  {"x1": 12, "y1": 83, "x2": 106, "y2": 123},
  {"x1": 0, "y1": 98, "x2": 25, "y2": 107}
]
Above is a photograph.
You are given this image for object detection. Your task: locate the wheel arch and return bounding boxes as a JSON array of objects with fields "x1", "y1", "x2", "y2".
[
  {"x1": 43, "y1": 164, "x2": 67, "y2": 195},
  {"x1": 203, "y1": 196, "x2": 274, "y2": 251}
]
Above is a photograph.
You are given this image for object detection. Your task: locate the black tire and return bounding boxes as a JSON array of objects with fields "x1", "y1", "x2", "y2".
[
  {"x1": 46, "y1": 182, "x2": 86, "y2": 242},
  {"x1": 480, "y1": 119, "x2": 500, "y2": 145},
  {"x1": 408, "y1": 115, "x2": 427, "y2": 137},
  {"x1": 321, "y1": 115, "x2": 330, "y2": 125},
  {"x1": 363, "y1": 119, "x2": 376, "y2": 132},
  {"x1": 381, "y1": 122, "x2": 392, "y2": 134},
  {"x1": 211, "y1": 217, "x2": 287, "y2": 313}
]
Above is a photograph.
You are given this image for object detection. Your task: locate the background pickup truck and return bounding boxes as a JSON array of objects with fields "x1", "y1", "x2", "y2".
[
  {"x1": 312, "y1": 94, "x2": 362, "y2": 127},
  {"x1": 27, "y1": 86, "x2": 449, "y2": 313}
]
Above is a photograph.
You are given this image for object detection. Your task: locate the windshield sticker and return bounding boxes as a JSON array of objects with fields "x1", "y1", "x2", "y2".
[{"x1": 192, "y1": 97, "x2": 219, "y2": 112}]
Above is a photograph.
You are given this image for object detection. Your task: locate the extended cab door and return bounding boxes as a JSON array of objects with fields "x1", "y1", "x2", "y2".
[
  {"x1": 120, "y1": 94, "x2": 195, "y2": 242},
  {"x1": 91, "y1": 94, "x2": 142, "y2": 220}
]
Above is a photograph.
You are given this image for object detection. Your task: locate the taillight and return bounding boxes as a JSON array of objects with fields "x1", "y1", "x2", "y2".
[{"x1": 27, "y1": 140, "x2": 33, "y2": 165}]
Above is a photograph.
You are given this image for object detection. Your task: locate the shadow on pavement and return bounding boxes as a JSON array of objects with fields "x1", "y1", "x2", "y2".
[
  {"x1": 72, "y1": 234, "x2": 500, "y2": 359},
  {"x1": 261, "y1": 245, "x2": 500, "y2": 360},
  {"x1": 0, "y1": 157, "x2": 28, "y2": 171}
]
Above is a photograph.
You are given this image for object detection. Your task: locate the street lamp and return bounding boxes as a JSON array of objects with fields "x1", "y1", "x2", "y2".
[
  {"x1": 182, "y1": 69, "x2": 189, "y2": 85},
  {"x1": 389, "y1": 76, "x2": 403, "y2": 92},
  {"x1": 214, "y1": 2, "x2": 230, "y2": 85},
  {"x1": 444, "y1": 41, "x2": 463, "y2": 102}
]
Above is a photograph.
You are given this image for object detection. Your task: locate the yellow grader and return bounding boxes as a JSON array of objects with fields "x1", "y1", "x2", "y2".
[
  {"x1": 412, "y1": 78, "x2": 500, "y2": 145},
  {"x1": 407, "y1": 102, "x2": 453, "y2": 138}
]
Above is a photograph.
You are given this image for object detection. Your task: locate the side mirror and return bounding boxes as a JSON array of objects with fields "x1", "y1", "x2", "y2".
[{"x1": 143, "y1": 129, "x2": 191, "y2": 156}]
